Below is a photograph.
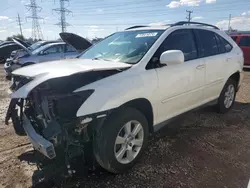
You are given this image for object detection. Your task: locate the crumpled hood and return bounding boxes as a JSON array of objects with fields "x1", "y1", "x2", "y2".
[
  {"x1": 12, "y1": 58, "x2": 131, "y2": 77},
  {"x1": 11, "y1": 59, "x2": 132, "y2": 98}
]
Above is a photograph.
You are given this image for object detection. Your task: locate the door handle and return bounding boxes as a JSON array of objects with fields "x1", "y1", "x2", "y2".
[{"x1": 196, "y1": 64, "x2": 205, "y2": 70}]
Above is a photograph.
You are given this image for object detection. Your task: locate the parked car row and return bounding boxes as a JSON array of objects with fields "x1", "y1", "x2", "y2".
[{"x1": 3, "y1": 33, "x2": 92, "y2": 80}]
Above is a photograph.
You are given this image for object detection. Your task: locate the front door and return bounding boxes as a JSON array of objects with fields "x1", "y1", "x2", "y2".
[{"x1": 152, "y1": 29, "x2": 206, "y2": 124}]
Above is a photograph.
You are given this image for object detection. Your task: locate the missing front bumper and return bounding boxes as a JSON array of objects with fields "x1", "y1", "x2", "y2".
[
  {"x1": 22, "y1": 114, "x2": 56, "y2": 159},
  {"x1": 5, "y1": 99, "x2": 56, "y2": 159}
]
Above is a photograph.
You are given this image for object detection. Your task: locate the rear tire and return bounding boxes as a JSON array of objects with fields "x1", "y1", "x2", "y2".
[
  {"x1": 216, "y1": 78, "x2": 236, "y2": 113},
  {"x1": 93, "y1": 107, "x2": 149, "y2": 174}
]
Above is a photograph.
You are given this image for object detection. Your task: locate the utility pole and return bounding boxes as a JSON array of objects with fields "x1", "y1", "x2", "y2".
[
  {"x1": 53, "y1": 0, "x2": 72, "y2": 33},
  {"x1": 228, "y1": 14, "x2": 232, "y2": 33},
  {"x1": 186, "y1": 10, "x2": 193, "y2": 22},
  {"x1": 26, "y1": 0, "x2": 43, "y2": 40},
  {"x1": 16, "y1": 13, "x2": 23, "y2": 37}
]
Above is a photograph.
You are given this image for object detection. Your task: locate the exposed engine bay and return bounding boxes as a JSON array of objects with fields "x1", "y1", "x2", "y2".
[{"x1": 5, "y1": 69, "x2": 123, "y2": 173}]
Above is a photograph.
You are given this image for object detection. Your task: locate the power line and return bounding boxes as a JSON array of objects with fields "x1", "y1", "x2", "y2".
[
  {"x1": 186, "y1": 10, "x2": 193, "y2": 22},
  {"x1": 16, "y1": 13, "x2": 23, "y2": 37},
  {"x1": 53, "y1": 0, "x2": 72, "y2": 32},
  {"x1": 26, "y1": 0, "x2": 44, "y2": 40}
]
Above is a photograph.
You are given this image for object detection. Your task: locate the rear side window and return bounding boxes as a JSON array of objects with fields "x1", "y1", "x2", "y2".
[
  {"x1": 220, "y1": 36, "x2": 233, "y2": 52},
  {"x1": 215, "y1": 34, "x2": 232, "y2": 53},
  {"x1": 239, "y1": 36, "x2": 250, "y2": 47},
  {"x1": 196, "y1": 30, "x2": 218, "y2": 57},
  {"x1": 215, "y1": 35, "x2": 226, "y2": 53},
  {"x1": 155, "y1": 29, "x2": 197, "y2": 61}
]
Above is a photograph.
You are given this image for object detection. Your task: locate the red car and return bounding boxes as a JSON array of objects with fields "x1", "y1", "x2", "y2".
[{"x1": 230, "y1": 34, "x2": 250, "y2": 65}]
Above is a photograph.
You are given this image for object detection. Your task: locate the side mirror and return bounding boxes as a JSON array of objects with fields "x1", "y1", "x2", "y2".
[{"x1": 160, "y1": 50, "x2": 184, "y2": 66}]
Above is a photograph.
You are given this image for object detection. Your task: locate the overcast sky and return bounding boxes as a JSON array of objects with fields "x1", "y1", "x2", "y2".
[{"x1": 0, "y1": 0, "x2": 249, "y2": 40}]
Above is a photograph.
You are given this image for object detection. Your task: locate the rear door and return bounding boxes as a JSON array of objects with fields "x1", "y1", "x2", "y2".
[
  {"x1": 38, "y1": 44, "x2": 64, "y2": 63},
  {"x1": 195, "y1": 29, "x2": 232, "y2": 101},
  {"x1": 238, "y1": 36, "x2": 250, "y2": 65}
]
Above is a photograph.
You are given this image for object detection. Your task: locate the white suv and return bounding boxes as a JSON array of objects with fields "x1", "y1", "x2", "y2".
[{"x1": 6, "y1": 21, "x2": 243, "y2": 174}]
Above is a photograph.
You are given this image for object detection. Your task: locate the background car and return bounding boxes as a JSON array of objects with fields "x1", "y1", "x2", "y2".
[
  {"x1": 10, "y1": 40, "x2": 60, "y2": 60},
  {"x1": 230, "y1": 34, "x2": 250, "y2": 65},
  {"x1": 0, "y1": 43, "x2": 22, "y2": 64},
  {"x1": 4, "y1": 32, "x2": 92, "y2": 79},
  {"x1": 0, "y1": 38, "x2": 31, "y2": 64}
]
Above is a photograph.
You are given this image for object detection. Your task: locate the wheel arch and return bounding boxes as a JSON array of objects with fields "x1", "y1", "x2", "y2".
[
  {"x1": 120, "y1": 98, "x2": 154, "y2": 134},
  {"x1": 228, "y1": 71, "x2": 240, "y2": 91}
]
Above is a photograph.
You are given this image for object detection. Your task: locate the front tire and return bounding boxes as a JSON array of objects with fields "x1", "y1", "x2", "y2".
[
  {"x1": 93, "y1": 107, "x2": 149, "y2": 174},
  {"x1": 216, "y1": 78, "x2": 237, "y2": 113}
]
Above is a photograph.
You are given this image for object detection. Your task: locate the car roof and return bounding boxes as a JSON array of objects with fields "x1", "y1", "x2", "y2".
[
  {"x1": 127, "y1": 25, "x2": 170, "y2": 31},
  {"x1": 127, "y1": 25, "x2": 221, "y2": 32},
  {"x1": 0, "y1": 43, "x2": 19, "y2": 48},
  {"x1": 125, "y1": 21, "x2": 220, "y2": 32}
]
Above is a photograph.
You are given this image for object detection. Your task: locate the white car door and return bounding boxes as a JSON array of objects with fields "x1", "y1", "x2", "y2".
[
  {"x1": 194, "y1": 29, "x2": 230, "y2": 102},
  {"x1": 151, "y1": 29, "x2": 206, "y2": 125}
]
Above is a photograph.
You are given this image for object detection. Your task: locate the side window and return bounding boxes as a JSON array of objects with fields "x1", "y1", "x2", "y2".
[
  {"x1": 44, "y1": 45, "x2": 64, "y2": 54},
  {"x1": 196, "y1": 30, "x2": 218, "y2": 57},
  {"x1": 220, "y1": 36, "x2": 233, "y2": 52},
  {"x1": 215, "y1": 34, "x2": 226, "y2": 54},
  {"x1": 65, "y1": 44, "x2": 76, "y2": 52},
  {"x1": 239, "y1": 36, "x2": 250, "y2": 47},
  {"x1": 153, "y1": 29, "x2": 197, "y2": 62},
  {"x1": 215, "y1": 34, "x2": 232, "y2": 53}
]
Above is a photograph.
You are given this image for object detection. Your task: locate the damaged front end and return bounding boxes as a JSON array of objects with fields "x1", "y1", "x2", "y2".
[{"x1": 5, "y1": 70, "x2": 119, "y2": 171}]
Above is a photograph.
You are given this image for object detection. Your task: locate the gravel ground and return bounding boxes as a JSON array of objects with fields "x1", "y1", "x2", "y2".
[{"x1": 1, "y1": 65, "x2": 250, "y2": 188}]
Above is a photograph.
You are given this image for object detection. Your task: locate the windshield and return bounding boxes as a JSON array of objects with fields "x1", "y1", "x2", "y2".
[{"x1": 79, "y1": 30, "x2": 164, "y2": 64}]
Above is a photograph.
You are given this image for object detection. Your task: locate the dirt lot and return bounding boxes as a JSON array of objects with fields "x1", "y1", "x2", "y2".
[{"x1": 1, "y1": 65, "x2": 250, "y2": 188}]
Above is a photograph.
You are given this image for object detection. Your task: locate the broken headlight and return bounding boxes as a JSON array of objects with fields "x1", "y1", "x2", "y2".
[{"x1": 52, "y1": 90, "x2": 94, "y2": 120}]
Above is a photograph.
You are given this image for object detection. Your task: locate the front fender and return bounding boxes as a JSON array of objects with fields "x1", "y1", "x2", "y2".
[{"x1": 75, "y1": 69, "x2": 158, "y2": 117}]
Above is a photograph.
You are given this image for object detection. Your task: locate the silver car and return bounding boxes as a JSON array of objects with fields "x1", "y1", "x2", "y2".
[{"x1": 4, "y1": 33, "x2": 92, "y2": 78}]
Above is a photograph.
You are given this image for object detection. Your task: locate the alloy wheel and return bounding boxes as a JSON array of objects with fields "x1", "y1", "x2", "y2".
[{"x1": 114, "y1": 120, "x2": 144, "y2": 164}]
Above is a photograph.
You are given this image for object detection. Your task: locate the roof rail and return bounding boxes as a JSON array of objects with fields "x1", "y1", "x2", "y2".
[
  {"x1": 172, "y1": 21, "x2": 219, "y2": 30},
  {"x1": 125, "y1": 25, "x2": 148, "y2": 30}
]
